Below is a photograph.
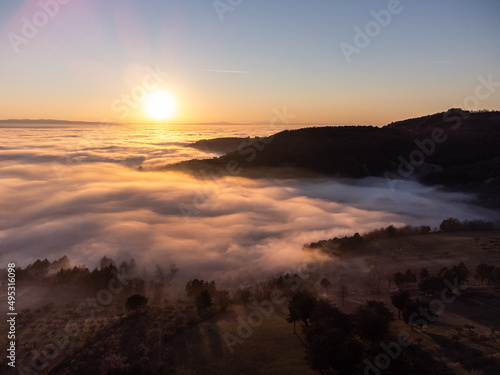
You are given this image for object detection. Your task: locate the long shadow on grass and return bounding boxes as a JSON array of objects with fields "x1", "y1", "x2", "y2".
[
  {"x1": 428, "y1": 333, "x2": 500, "y2": 375},
  {"x1": 202, "y1": 321, "x2": 224, "y2": 359},
  {"x1": 118, "y1": 311, "x2": 149, "y2": 363},
  {"x1": 170, "y1": 322, "x2": 206, "y2": 371},
  {"x1": 383, "y1": 343, "x2": 457, "y2": 375}
]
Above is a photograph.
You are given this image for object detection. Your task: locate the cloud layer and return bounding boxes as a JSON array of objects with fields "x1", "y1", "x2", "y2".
[{"x1": 1, "y1": 125, "x2": 498, "y2": 286}]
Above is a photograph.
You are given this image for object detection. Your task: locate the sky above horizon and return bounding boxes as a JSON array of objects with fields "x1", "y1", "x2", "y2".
[{"x1": 0, "y1": 0, "x2": 499, "y2": 125}]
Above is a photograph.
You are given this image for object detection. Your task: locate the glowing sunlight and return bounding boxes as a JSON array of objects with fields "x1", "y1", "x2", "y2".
[{"x1": 143, "y1": 89, "x2": 177, "y2": 121}]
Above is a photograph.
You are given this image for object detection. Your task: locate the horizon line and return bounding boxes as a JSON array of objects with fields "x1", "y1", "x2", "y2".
[
  {"x1": 0, "y1": 118, "x2": 369, "y2": 126},
  {"x1": 1, "y1": 108, "x2": 498, "y2": 127}
]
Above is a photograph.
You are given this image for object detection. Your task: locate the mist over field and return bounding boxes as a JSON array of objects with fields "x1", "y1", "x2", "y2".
[{"x1": 1, "y1": 125, "x2": 498, "y2": 284}]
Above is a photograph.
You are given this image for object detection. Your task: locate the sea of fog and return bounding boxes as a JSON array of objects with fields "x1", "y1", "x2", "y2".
[{"x1": 0, "y1": 122, "x2": 498, "y2": 284}]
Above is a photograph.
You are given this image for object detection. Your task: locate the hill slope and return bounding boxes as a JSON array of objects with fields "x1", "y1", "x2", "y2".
[{"x1": 163, "y1": 109, "x2": 500, "y2": 205}]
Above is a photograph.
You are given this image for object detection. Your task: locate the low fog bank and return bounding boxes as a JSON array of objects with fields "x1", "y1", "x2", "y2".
[
  {"x1": 1, "y1": 158, "x2": 498, "y2": 288},
  {"x1": 0, "y1": 125, "x2": 219, "y2": 169}
]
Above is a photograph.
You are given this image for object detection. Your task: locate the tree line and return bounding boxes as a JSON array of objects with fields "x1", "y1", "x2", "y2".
[{"x1": 307, "y1": 217, "x2": 494, "y2": 254}]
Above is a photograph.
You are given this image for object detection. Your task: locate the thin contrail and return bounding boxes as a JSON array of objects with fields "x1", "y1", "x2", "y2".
[
  {"x1": 417, "y1": 60, "x2": 454, "y2": 65},
  {"x1": 197, "y1": 69, "x2": 249, "y2": 74}
]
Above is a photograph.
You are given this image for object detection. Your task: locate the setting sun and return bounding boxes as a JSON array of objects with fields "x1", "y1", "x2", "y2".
[{"x1": 143, "y1": 89, "x2": 177, "y2": 121}]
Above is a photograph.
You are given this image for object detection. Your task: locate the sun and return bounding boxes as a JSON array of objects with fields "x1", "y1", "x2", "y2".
[{"x1": 143, "y1": 89, "x2": 177, "y2": 121}]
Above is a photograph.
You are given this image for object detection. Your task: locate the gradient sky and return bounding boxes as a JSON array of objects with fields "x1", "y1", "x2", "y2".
[{"x1": 0, "y1": 0, "x2": 499, "y2": 125}]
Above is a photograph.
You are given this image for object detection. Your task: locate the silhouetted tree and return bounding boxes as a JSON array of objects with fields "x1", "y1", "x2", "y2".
[
  {"x1": 119, "y1": 261, "x2": 129, "y2": 276},
  {"x1": 236, "y1": 288, "x2": 252, "y2": 307},
  {"x1": 185, "y1": 279, "x2": 216, "y2": 299},
  {"x1": 51, "y1": 255, "x2": 70, "y2": 271},
  {"x1": 420, "y1": 225, "x2": 431, "y2": 234},
  {"x1": 418, "y1": 276, "x2": 443, "y2": 294},
  {"x1": 475, "y1": 263, "x2": 494, "y2": 285},
  {"x1": 150, "y1": 266, "x2": 167, "y2": 305},
  {"x1": 287, "y1": 290, "x2": 317, "y2": 333},
  {"x1": 100, "y1": 256, "x2": 115, "y2": 270},
  {"x1": 339, "y1": 283, "x2": 348, "y2": 307},
  {"x1": 491, "y1": 267, "x2": 500, "y2": 288},
  {"x1": 386, "y1": 225, "x2": 397, "y2": 237},
  {"x1": 391, "y1": 289, "x2": 411, "y2": 319},
  {"x1": 354, "y1": 300, "x2": 394, "y2": 343},
  {"x1": 438, "y1": 266, "x2": 452, "y2": 281},
  {"x1": 463, "y1": 219, "x2": 493, "y2": 231},
  {"x1": 439, "y1": 217, "x2": 462, "y2": 232},
  {"x1": 196, "y1": 290, "x2": 212, "y2": 312},
  {"x1": 276, "y1": 273, "x2": 303, "y2": 296},
  {"x1": 88, "y1": 265, "x2": 119, "y2": 291},
  {"x1": 25, "y1": 258, "x2": 51, "y2": 280},
  {"x1": 117, "y1": 258, "x2": 136, "y2": 277},
  {"x1": 452, "y1": 261, "x2": 470, "y2": 284},
  {"x1": 125, "y1": 294, "x2": 148, "y2": 312},
  {"x1": 168, "y1": 264, "x2": 179, "y2": 282},
  {"x1": 394, "y1": 271, "x2": 406, "y2": 287},
  {"x1": 402, "y1": 299, "x2": 435, "y2": 332},
  {"x1": 419, "y1": 267, "x2": 430, "y2": 281},
  {"x1": 405, "y1": 269, "x2": 417, "y2": 287},
  {"x1": 56, "y1": 265, "x2": 90, "y2": 285},
  {"x1": 154, "y1": 265, "x2": 165, "y2": 283},
  {"x1": 303, "y1": 299, "x2": 362, "y2": 375}
]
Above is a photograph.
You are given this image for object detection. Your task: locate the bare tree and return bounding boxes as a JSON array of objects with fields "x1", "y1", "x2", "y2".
[
  {"x1": 339, "y1": 284, "x2": 348, "y2": 307},
  {"x1": 155, "y1": 265, "x2": 165, "y2": 283},
  {"x1": 385, "y1": 272, "x2": 394, "y2": 291}
]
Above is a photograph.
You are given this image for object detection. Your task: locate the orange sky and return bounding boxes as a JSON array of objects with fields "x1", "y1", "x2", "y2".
[{"x1": 0, "y1": 1, "x2": 499, "y2": 125}]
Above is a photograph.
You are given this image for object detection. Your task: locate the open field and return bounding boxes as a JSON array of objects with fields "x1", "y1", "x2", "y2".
[{"x1": 1, "y1": 230, "x2": 500, "y2": 374}]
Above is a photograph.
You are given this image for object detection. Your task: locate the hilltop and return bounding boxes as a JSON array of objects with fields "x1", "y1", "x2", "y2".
[{"x1": 164, "y1": 109, "x2": 500, "y2": 207}]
